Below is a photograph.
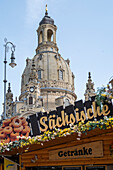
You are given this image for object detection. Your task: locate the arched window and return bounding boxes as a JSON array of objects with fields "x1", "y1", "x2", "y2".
[
  {"x1": 39, "y1": 31, "x2": 43, "y2": 43},
  {"x1": 38, "y1": 70, "x2": 41, "y2": 80},
  {"x1": 59, "y1": 70, "x2": 63, "y2": 80},
  {"x1": 29, "y1": 96, "x2": 33, "y2": 105},
  {"x1": 47, "y1": 29, "x2": 53, "y2": 42}
]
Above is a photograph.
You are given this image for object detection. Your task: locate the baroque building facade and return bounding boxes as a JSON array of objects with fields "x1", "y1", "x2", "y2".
[{"x1": 2, "y1": 7, "x2": 77, "y2": 119}]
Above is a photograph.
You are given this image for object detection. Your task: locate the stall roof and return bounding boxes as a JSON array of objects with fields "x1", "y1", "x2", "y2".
[{"x1": 1, "y1": 127, "x2": 113, "y2": 156}]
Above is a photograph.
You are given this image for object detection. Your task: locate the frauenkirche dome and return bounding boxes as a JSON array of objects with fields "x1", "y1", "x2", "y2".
[{"x1": 3, "y1": 6, "x2": 77, "y2": 119}]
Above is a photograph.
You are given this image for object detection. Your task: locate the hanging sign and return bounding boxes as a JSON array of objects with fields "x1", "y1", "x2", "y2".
[
  {"x1": 0, "y1": 97, "x2": 112, "y2": 143},
  {"x1": 49, "y1": 141, "x2": 103, "y2": 160},
  {"x1": 27, "y1": 97, "x2": 113, "y2": 135}
]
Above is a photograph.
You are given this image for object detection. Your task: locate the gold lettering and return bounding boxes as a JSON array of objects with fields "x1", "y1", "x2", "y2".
[
  {"x1": 80, "y1": 110, "x2": 86, "y2": 122},
  {"x1": 75, "y1": 108, "x2": 81, "y2": 122},
  {"x1": 61, "y1": 110, "x2": 69, "y2": 126},
  {"x1": 40, "y1": 116, "x2": 48, "y2": 132},
  {"x1": 102, "y1": 104, "x2": 110, "y2": 116},
  {"x1": 56, "y1": 117, "x2": 62, "y2": 128},
  {"x1": 92, "y1": 102, "x2": 97, "y2": 118},
  {"x1": 87, "y1": 108, "x2": 94, "y2": 119},
  {"x1": 97, "y1": 106, "x2": 102, "y2": 116},
  {"x1": 70, "y1": 113, "x2": 76, "y2": 124},
  {"x1": 49, "y1": 115, "x2": 56, "y2": 130}
]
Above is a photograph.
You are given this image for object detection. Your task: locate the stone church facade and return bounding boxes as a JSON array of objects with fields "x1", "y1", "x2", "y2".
[{"x1": 2, "y1": 7, "x2": 77, "y2": 119}]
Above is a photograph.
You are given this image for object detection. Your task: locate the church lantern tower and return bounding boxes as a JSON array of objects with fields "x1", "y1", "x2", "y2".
[{"x1": 36, "y1": 5, "x2": 58, "y2": 54}]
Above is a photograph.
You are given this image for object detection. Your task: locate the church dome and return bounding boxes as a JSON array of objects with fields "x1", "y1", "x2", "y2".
[
  {"x1": 22, "y1": 54, "x2": 74, "y2": 90},
  {"x1": 2, "y1": 6, "x2": 77, "y2": 120},
  {"x1": 20, "y1": 52, "x2": 76, "y2": 111},
  {"x1": 20, "y1": 6, "x2": 77, "y2": 112}
]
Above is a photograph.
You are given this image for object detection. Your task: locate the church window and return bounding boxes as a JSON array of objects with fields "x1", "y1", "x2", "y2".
[
  {"x1": 39, "y1": 31, "x2": 43, "y2": 43},
  {"x1": 47, "y1": 29, "x2": 53, "y2": 42},
  {"x1": 38, "y1": 70, "x2": 41, "y2": 79},
  {"x1": 29, "y1": 96, "x2": 33, "y2": 105},
  {"x1": 59, "y1": 70, "x2": 63, "y2": 80}
]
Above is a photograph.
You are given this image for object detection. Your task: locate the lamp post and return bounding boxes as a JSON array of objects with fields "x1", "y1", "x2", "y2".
[{"x1": 3, "y1": 39, "x2": 17, "y2": 120}]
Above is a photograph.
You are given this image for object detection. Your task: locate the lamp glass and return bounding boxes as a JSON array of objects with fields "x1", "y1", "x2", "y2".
[{"x1": 9, "y1": 62, "x2": 17, "y2": 68}]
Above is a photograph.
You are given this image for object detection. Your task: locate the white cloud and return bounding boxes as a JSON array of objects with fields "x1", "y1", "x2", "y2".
[{"x1": 26, "y1": 0, "x2": 45, "y2": 24}]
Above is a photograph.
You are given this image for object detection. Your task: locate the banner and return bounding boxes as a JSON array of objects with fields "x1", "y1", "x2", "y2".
[
  {"x1": 0, "y1": 97, "x2": 113, "y2": 140},
  {"x1": 4, "y1": 157, "x2": 17, "y2": 170},
  {"x1": 27, "y1": 97, "x2": 113, "y2": 135}
]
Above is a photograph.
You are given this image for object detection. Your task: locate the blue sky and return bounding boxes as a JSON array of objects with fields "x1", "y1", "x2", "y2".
[{"x1": 0, "y1": 0, "x2": 113, "y2": 115}]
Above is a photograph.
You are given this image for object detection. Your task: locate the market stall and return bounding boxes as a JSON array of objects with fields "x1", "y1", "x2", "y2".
[{"x1": 0, "y1": 87, "x2": 113, "y2": 170}]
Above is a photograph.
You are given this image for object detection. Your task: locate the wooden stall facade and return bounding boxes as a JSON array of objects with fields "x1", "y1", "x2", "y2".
[{"x1": 20, "y1": 128, "x2": 113, "y2": 170}]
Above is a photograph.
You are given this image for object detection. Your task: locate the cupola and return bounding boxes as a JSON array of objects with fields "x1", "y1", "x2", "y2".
[{"x1": 36, "y1": 5, "x2": 58, "y2": 54}]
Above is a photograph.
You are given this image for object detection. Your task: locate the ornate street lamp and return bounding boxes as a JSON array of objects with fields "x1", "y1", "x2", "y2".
[{"x1": 3, "y1": 38, "x2": 17, "y2": 119}]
